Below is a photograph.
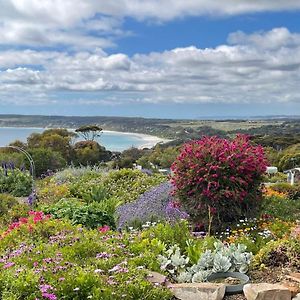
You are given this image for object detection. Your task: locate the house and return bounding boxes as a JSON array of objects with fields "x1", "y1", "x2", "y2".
[{"x1": 284, "y1": 167, "x2": 300, "y2": 185}]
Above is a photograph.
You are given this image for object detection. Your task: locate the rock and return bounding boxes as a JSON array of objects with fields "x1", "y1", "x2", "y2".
[
  {"x1": 287, "y1": 273, "x2": 300, "y2": 284},
  {"x1": 282, "y1": 282, "x2": 300, "y2": 297},
  {"x1": 168, "y1": 283, "x2": 225, "y2": 300},
  {"x1": 243, "y1": 283, "x2": 291, "y2": 300},
  {"x1": 292, "y1": 293, "x2": 300, "y2": 300},
  {"x1": 146, "y1": 271, "x2": 168, "y2": 286}
]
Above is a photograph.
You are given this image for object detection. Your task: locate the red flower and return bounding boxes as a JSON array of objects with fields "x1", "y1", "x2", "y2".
[{"x1": 98, "y1": 225, "x2": 110, "y2": 233}]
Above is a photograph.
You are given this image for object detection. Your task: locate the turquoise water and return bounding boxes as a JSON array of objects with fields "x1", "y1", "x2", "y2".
[{"x1": 0, "y1": 127, "x2": 149, "y2": 151}]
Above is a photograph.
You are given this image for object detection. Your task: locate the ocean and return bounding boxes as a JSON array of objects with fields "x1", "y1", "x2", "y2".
[{"x1": 0, "y1": 127, "x2": 158, "y2": 151}]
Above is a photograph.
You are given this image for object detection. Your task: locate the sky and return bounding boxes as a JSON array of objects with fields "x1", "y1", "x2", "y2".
[{"x1": 1, "y1": 1, "x2": 300, "y2": 119}]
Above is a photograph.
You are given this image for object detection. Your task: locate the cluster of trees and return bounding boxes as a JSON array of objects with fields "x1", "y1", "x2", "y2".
[
  {"x1": 111, "y1": 144, "x2": 180, "y2": 170},
  {"x1": 264, "y1": 143, "x2": 300, "y2": 171},
  {"x1": 0, "y1": 126, "x2": 112, "y2": 177}
]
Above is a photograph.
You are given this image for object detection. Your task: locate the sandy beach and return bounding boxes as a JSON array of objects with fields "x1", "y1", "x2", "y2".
[
  {"x1": 102, "y1": 130, "x2": 171, "y2": 149},
  {"x1": 0, "y1": 127, "x2": 171, "y2": 150}
]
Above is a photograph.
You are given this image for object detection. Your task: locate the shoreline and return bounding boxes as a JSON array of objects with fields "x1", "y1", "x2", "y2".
[
  {"x1": 102, "y1": 130, "x2": 171, "y2": 149},
  {"x1": 0, "y1": 126, "x2": 171, "y2": 150}
]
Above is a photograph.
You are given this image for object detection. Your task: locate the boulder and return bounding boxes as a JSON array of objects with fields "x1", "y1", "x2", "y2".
[
  {"x1": 282, "y1": 281, "x2": 300, "y2": 297},
  {"x1": 168, "y1": 282, "x2": 225, "y2": 300},
  {"x1": 292, "y1": 293, "x2": 300, "y2": 300},
  {"x1": 243, "y1": 283, "x2": 291, "y2": 300}
]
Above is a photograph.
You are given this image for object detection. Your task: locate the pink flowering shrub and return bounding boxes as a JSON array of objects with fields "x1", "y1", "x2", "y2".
[
  {"x1": 0, "y1": 211, "x2": 51, "y2": 240},
  {"x1": 171, "y1": 135, "x2": 267, "y2": 230}
]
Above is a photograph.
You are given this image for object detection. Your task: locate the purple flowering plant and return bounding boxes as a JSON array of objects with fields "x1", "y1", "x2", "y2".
[{"x1": 116, "y1": 182, "x2": 188, "y2": 229}]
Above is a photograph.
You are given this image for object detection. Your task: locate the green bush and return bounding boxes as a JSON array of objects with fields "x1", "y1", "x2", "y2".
[
  {"x1": 261, "y1": 195, "x2": 300, "y2": 221},
  {"x1": 53, "y1": 166, "x2": 106, "y2": 185},
  {"x1": 73, "y1": 140, "x2": 111, "y2": 166},
  {"x1": 69, "y1": 169, "x2": 166, "y2": 204},
  {"x1": 103, "y1": 169, "x2": 166, "y2": 204},
  {"x1": 0, "y1": 152, "x2": 24, "y2": 167},
  {"x1": 28, "y1": 148, "x2": 67, "y2": 177},
  {"x1": 253, "y1": 238, "x2": 300, "y2": 269},
  {"x1": 262, "y1": 172, "x2": 286, "y2": 183},
  {"x1": 0, "y1": 167, "x2": 32, "y2": 197},
  {"x1": 0, "y1": 194, "x2": 19, "y2": 216},
  {"x1": 278, "y1": 153, "x2": 300, "y2": 171},
  {"x1": 42, "y1": 198, "x2": 115, "y2": 229},
  {"x1": 0, "y1": 194, "x2": 30, "y2": 226}
]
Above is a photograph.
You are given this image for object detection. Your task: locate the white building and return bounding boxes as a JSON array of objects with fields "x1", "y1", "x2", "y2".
[{"x1": 284, "y1": 168, "x2": 300, "y2": 185}]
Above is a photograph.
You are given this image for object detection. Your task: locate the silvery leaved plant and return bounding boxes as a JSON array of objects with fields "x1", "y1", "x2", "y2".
[
  {"x1": 159, "y1": 242, "x2": 252, "y2": 283},
  {"x1": 158, "y1": 245, "x2": 189, "y2": 278},
  {"x1": 191, "y1": 270, "x2": 212, "y2": 283}
]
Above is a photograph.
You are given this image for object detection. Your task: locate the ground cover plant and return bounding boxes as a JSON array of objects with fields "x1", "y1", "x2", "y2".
[{"x1": 116, "y1": 182, "x2": 188, "y2": 229}]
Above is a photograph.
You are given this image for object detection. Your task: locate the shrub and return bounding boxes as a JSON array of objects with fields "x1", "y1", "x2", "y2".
[
  {"x1": 0, "y1": 194, "x2": 19, "y2": 216},
  {"x1": 278, "y1": 153, "x2": 300, "y2": 171},
  {"x1": 262, "y1": 172, "x2": 286, "y2": 183},
  {"x1": 253, "y1": 237, "x2": 300, "y2": 269},
  {"x1": 37, "y1": 179, "x2": 71, "y2": 205},
  {"x1": 0, "y1": 164, "x2": 32, "y2": 197},
  {"x1": 53, "y1": 165, "x2": 106, "y2": 185},
  {"x1": 69, "y1": 169, "x2": 166, "y2": 204},
  {"x1": 269, "y1": 183, "x2": 300, "y2": 200},
  {"x1": 42, "y1": 198, "x2": 115, "y2": 229},
  {"x1": 103, "y1": 169, "x2": 166, "y2": 204},
  {"x1": 28, "y1": 148, "x2": 66, "y2": 177},
  {"x1": 171, "y1": 135, "x2": 267, "y2": 231},
  {"x1": 116, "y1": 182, "x2": 188, "y2": 229},
  {"x1": 261, "y1": 195, "x2": 300, "y2": 221},
  {"x1": 73, "y1": 141, "x2": 111, "y2": 166}
]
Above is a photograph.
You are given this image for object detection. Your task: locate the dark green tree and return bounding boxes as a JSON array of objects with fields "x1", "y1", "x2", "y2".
[{"x1": 75, "y1": 125, "x2": 102, "y2": 141}]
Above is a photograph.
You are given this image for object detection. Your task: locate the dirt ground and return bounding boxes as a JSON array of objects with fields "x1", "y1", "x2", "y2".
[{"x1": 223, "y1": 267, "x2": 299, "y2": 300}]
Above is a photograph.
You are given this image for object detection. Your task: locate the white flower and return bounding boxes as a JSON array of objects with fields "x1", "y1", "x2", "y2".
[{"x1": 94, "y1": 269, "x2": 104, "y2": 273}]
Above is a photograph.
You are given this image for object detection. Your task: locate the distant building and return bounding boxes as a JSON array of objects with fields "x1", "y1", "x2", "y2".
[
  {"x1": 284, "y1": 167, "x2": 300, "y2": 185},
  {"x1": 266, "y1": 166, "x2": 278, "y2": 175}
]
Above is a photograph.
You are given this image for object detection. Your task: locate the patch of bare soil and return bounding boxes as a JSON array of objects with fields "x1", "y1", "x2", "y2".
[{"x1": 223, "y1": 267, "x2": 299, "y2": 300}]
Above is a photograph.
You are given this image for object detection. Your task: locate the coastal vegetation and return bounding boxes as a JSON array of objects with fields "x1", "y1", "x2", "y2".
[{"x1": 0, "y1": 119, "x2": 300, "y2": 299}]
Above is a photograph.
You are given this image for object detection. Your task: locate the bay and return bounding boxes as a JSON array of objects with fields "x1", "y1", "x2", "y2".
[{"x1": 0, "y1": 127, "x2": 164, "y2": 151}]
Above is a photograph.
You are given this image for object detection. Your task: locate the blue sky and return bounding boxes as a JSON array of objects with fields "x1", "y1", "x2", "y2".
[{"x1": 1, "y1": 1, "x2": 300, "y2": 119}]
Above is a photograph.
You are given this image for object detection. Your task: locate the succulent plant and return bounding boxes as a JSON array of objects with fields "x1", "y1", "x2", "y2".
[
  {"x1": 159, "y1": 241, "x2": 252, "y2": 283},
  {"x1": 212, "y1": 253, "x2": 231, "y2": 273},
  {"x1": 192, "y1": 270, "x2": 212, "y2": 283}
]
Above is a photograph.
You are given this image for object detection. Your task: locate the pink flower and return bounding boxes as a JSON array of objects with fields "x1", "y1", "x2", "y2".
[
  {"x1": 42, "y1": 293, "x2": 57, "y2": 300},
  {"x1": 98, "y1": 225, "x2": 110, "y2": 233},
  {"x1": 3, "y1": 262, "x2": 15, "y2": 269}
]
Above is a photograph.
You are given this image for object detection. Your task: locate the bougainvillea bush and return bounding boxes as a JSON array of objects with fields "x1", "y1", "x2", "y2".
[{"x1": 171, "y1": 135, "x2": 267, "y2": 230}]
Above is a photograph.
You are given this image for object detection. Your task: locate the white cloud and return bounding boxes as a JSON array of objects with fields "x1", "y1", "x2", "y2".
[
  {"x1": 228, "y1": 27, "x2": 300, "y2": 50},
  {"x1": 1, "y1": 28, "x2": 300, "y2": 106},
  {"x1": 1, "y1": 0, "x2": 300, "y2": 49}
]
